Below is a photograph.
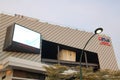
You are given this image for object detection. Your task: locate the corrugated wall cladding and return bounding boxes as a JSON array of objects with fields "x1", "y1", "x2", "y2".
[
  {"x1": 0, "y1": 14, "x2": 41, "y2": 62},
  {"x1": 0, "y1": 13, "x2": 119, "y2": 70}
]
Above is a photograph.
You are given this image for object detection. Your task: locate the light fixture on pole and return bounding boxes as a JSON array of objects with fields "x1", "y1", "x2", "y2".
[{"x1": 80, "y1": 27, "x2": 103, "y2": 80}]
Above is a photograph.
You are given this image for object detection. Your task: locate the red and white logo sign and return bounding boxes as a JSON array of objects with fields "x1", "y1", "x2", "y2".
[{"x1": 98, "y1": 36, "x2": 111, "y2": 46}]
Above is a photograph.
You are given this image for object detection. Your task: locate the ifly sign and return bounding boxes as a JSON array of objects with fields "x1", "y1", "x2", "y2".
[{"x1": 98, "y1": 36, "x2": 111, "y2": 46}]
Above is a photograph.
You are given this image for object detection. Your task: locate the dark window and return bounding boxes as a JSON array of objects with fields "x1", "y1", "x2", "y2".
[{"x1": 13, "y1": 69, "x2": 45, "y2": 80}]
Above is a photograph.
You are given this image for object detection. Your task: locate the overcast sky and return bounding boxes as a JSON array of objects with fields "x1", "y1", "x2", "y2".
[{"x1": 0, "y1": 0, "x2": 120, "y2": 68}]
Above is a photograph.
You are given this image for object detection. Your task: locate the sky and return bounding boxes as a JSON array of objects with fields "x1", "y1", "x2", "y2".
[{"x1": 0, "y1": 0, "x2": 120, "y2": 68}]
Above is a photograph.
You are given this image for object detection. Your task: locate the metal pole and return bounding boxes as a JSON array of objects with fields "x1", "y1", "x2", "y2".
[
  {"x1": 57, "y1": 45, "x2": 60, "y2": 64},
  {"x1": 80, "y1": 34, "x2": 96, "y2": 80},
  {"x1": 84, "y1": 52, "x2": 88, "y2": 68}
]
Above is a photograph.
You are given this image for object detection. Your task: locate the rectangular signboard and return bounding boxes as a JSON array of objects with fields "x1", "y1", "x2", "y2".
[{"x1": 3, "y1": 23, "x2": 41, "y2": 54}]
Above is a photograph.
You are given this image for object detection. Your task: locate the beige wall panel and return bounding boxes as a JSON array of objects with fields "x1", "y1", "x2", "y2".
[{"x1": 59, "y1": 49, "x2": 76, "y2": 62}]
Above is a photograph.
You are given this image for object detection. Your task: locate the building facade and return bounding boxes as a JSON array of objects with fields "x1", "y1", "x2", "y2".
[{"x1": 0, "y1": 13, "x2": 119, "y2": 80}]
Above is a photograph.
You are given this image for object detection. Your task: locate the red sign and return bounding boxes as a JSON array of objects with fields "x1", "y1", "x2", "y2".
[{"x1": 98, "y1": 37, "x2": 111, "y2": 46}]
